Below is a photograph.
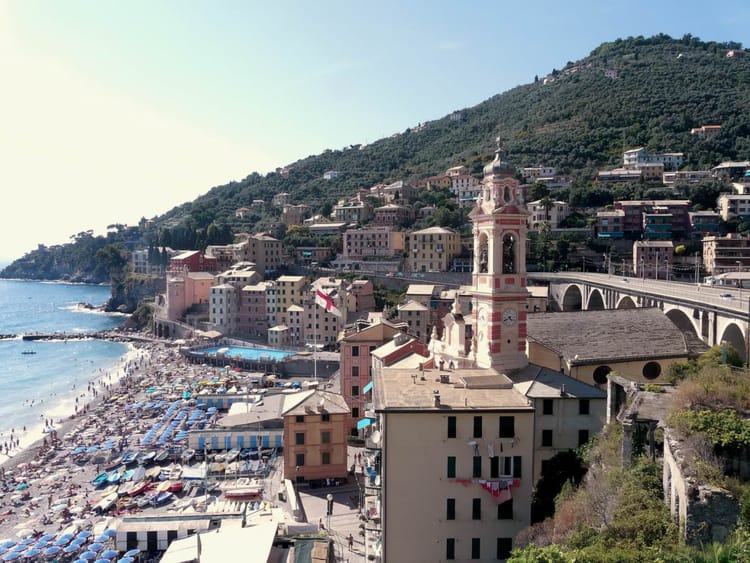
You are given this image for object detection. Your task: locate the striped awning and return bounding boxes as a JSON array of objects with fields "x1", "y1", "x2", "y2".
[{"x1": 363, "y1": 381, "x2": 373, "y2": 393}]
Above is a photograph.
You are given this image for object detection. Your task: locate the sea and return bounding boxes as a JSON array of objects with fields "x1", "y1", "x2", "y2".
[{"x1": 0, "y1": 279, "x2": 131, "y2": 457}]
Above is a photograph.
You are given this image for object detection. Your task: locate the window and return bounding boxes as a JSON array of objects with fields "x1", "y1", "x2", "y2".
[
  {"x1": 542, "y1": 398, "x2": 553, "y2": 415},
  {"x1": 472, "y1": 455, "x2": 482, "y2": 477},
  {"x1": 352, "y1": 365, "x2": 359, "y2": 378},
  {"x1": 295, "y1": 415, "x2": 304, "y2": 423},
  {"x1": 352, "y1": 407, "x2": 359, "y2": 418},
  {"x1": 321, "y1": 452, "x2": 331, "y2": 465},
  {"x1": 578, "y1": 429, "x2": 590, "y2": 447},
  {"x1": 579, "y1": 399, "x2": 590, "y2": 415},
  {"x1": 472, "y1": 497, "x2": 481, "y2": 520},
  {"x1": 513, "y1": 456, "x2": 522, "y2": 478},
  {"x1": 498, "y1": 498, "x2": 513, "y2": 520},
  {"x1": 447, "y1": 456, "x2": 456, "y2": 478},
  {"x1": 352, "y1": 346, "x2": 359, "y2": 357},
  {"x1": 295, "y1": 432, "x2": 305, "y2": 445},
  {"x1": 446, "y1": 498, "x2": 455, "y2": 520},
  {"x1": 542, "y1": 430, "x2": 553, "y2": 448},
  {"x1": 499, "y1": 416, "x2": 515, "y2": 438},
  {"x1": 497, "y1": 538, "x2": 513, "y2": 560},
  {"x1": 295, "y1": 453, "x2": 305, "y2": 467},
  {"x1": 490, "y1": 456, "x2": 499, "y2": 478},
  {"x1": 447, "y1": 416, "x2": 456, "y2": 438},
  {"x1": 321, "y1": 431, "x2": 331, "y2": 444},
  {"x1": 473, "y1": 416, "x2": 483, "y2": 438},
  {"x1": 321, "y1": 413, "x2": 330, "y2": 422},
  {"x1": 446, "y1": 538, "x2": 455, "y2": 560},
  {"x1": 471, "y1": 537, "x2": 480, "y2": 559},
  {"x1": 352, "y1": 385, "x2": 359, "y2": 397}
]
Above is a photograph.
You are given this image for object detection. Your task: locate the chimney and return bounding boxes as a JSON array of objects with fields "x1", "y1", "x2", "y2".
[{"x1": 433, "y1": 390, "x2": 441, "y2": 407}]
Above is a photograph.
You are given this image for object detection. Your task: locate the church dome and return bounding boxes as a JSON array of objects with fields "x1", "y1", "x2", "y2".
[{"x1": 483, "y1": 141, "x2": 514, "y2": 178}]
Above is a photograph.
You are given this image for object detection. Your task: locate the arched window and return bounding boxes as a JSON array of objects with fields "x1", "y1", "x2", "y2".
[
  {"x1": 504, "y1": 186, "x2": 511, "y2": 204},
  {"x1": 478, "y1": 233, "x2": 489, "y2": 273},
  {"x1": 502, "y1": 234, "x2": 516, "y2": 273}
]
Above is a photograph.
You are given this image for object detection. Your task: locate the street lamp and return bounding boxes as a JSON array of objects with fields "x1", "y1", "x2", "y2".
[
  {"x1": 737, "y1": 261, "x2": 743, "y2": 300},
  {"x1": 326, "y1": 493, "x2": 334, "y2": 531},
  {"x1": 665, "y1": 258, "x2": 669, "y2": 282}
]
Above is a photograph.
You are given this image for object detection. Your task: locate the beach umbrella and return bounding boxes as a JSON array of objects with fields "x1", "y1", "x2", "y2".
[
  {"x1": 38, "y1": 535, "x2": 55, "y2": 544},
  {"x1": 102, "y1": 530, "x2": 117, "y2": 539},
  {"x1": 89, "y1": 543, "x2": 104, "y2": 552},
  {"x1": 101, "y1": 550, "x2": 118, "y2": 560},
  {"x1": 70, "y1": 538, "x2": 85, "y2": 548},
  {"x1": 76, "y1": 531, "x2": 92, "y2": 541},
  {"x1": 123, "y1": 549, "x2": 139, "y2": 558},
  {"x1": 116, "y1": 558, "x2": 134, "y2": 563},
  {"x1": 80, "y1": 551, "x2": 97, "y2": 561},
  {"x1": 93, "y1": 535, "x2": 109, "y2": 544},
  {"x1": 13, "y1": 484, "x2": 27, "y2": 492},
  {"x1": 0, "y1": 543, "x2": 15, "y2": 551},
  {"x1": 54, "y1": 534, "x2": 74, "y2": 546},
  {"x1": 42, "y1": 546, "x2": 61, "y2": 558},
  {"x1": 22, "y1": 547, "x2": 41, "y2": 558},
  {"x1": 8, "y1": 547, "x2": 24, "y2": 554},
  {"x1": 1, "y1": 552, "x2": 21, "y2": 561},
  {"x1": 64, "y1": 544, "x2": 82, "y2": 554},
  {"x1": 17, "y1": 539, "x2": 34, "y2": 548}
]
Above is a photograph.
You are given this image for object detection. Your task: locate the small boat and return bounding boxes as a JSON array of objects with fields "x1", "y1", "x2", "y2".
[
  {"x1": 91, "y1": 472, "x2": 109, "y2": 488},
  {"x1": 129, "y1": 481, "x2": 152, "y2": 497},
  {"x1": 145, "y1": 466, "x2": 162, "y2": 481},
  {"x1": 121, "y1": 451, "x2": 137, "y2": 466},
  {"x1": 93, "y1": 492, "x2": 118, "y2": 513},
  {"x1": 149, "y1": 491, "x2": 173, "y2": 506},
  {"x1": 130, "y1": 466, "x2": 146, "y2": 483},
  {"x1": 136, "y1": 495, "x2": 152, "y2": 509},
  {"x1": 21, "y1": 351, "x2": 36, "y2": 355},
  {"x1": 136, "y1": 450, "x2": 156, "y2": 466},
  {"x1": 104, "y1": 454, "x2": 124, "y2": 471},
  {"x1": 167, "y1": 480, "x2": 183, "y2": 493},
  {"x1": 121, "y1": 468, "x2": 135, "y2": 482},
  {"x1": 154, "y1": 450, "x2": 169, "y2": 463},
  {"x1": 117, "y1": 481, "x2": 135, "y2": 497},
  {"x1": 106, "y1": 469, "x2": 120, "y2": 485},
  {"x1": 225, "y1": 448, "x2": 241, "y2": 463},
  {"x1": 156, "y1": 480, "x2": 171, "y2": 493},
  {"x1": 116, "y1": 496, "x2": 137, "y2": 510},
  {"x1": 100, "y1": 484, "x2": 119, "y2": 497},
  {"x1": 169, "y1": 464, "x2": 183, "y2": 481},
  {"x1": 181, "y1": 449, "x2": 195, "y2": 464}
]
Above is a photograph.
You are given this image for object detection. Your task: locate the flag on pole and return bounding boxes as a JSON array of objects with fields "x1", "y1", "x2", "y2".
[{"x1": 315, "y1": 288, "x2": 342, "y2": 317}]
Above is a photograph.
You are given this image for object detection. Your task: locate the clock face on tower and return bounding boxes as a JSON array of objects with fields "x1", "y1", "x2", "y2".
[{"x1": 502, "y1": 307, "x2": 517, "y2": 326}]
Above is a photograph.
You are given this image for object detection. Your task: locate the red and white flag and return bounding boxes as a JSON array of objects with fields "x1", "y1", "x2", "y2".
[{"x1": 315, "y1": 288, "x2": 342, "y2": 317}]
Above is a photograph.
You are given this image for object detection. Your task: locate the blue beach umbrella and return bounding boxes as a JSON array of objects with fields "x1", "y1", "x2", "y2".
[
  {"x1": 100, "y1": 550, "x2": 118, "y2": 560},
  {"x1": 117, "y1": 558, "x2": 134, "y2": 563},
  {"x1": 102, "y1": 530, "x2": 117, "y2": 539},
  {"x1": 93, "y1": 535, "x2": 109, "y2": 544},
  {"x1": 22, "y1": 548, "x2": 41, "y2": 558},
  {"x1": 8, "y1": 547, "x2": 24, "y2": 554},
  {"x1": 123, "y1": 549, "x2": 140, "y2": 558},
  {"x1": 0, "y1": 543, "x2": 14, "y2": 551},
  {"x1": 64, "y1": 544, "x2": 81, "y2": 555},
  {"x1": 70, "y1": 538, "x2": 86, "y2": 548},
  {"x1": 94, "y1": 560, "x2": 111, "y2": 563},
  {"x1": 80, "y1": 551, "x2": 98, "y2": 561},
  {"x1": 17, "y1": 539, "x2": 34, "y2": 547},
  {"x1": 89, "y1": 543, "x2": 104, "y2": 552},
  {"x1": 1, "y1": 552, "x2": 20, "y2": 561},
  {"x1": 42, "y1": 546, "x2": 61, "y2": 557},
  {"x1": 76, "y1": 531, "x2": 92, "y2": 541},
  {"x1": 39, "y1": 534, "x2": 55, "y2": 544}
]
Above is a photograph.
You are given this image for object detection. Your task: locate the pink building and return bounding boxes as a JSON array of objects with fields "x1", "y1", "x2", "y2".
[
  {"x1": 165, "y1": 270, "x2": 215, "y2": 322},
  {"x1": 239, "y1": 282, "x2": 270, "y2": 337}
]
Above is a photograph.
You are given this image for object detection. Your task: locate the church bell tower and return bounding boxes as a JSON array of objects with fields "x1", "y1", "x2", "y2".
[{"x1": 470, "y1": 140, "x2": 530, "y2": 371}]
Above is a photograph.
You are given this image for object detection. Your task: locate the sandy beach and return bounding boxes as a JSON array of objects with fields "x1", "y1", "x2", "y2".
[{"x1": 0, "y1": 332, "x2": 181, "y2": 550}]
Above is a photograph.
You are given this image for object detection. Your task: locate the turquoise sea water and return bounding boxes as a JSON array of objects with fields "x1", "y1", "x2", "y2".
[{"x1": 0, "y1": 280, "x2": 129, "y2": 449}]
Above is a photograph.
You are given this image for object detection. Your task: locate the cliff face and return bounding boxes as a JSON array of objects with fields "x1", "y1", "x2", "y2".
[{"x1": 105, "y1": 274, "x2": 165, "y2": 313}]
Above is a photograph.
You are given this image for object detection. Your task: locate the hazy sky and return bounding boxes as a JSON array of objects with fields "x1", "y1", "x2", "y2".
[{"x1": 1, "y1": 1, "x2": 748, "y2": 261}]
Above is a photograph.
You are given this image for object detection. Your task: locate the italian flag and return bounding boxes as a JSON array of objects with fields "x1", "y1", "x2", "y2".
[{"x1": 315, "y1": 288, "x2": 343, "y2": 317}]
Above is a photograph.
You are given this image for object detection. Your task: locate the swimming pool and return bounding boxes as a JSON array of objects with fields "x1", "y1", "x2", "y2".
[{"x1": 200, "y1": 346, "x2": 294, "y2": 362}]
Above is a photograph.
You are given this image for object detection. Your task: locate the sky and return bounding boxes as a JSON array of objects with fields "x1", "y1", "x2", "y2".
[{"x1": 1, "y1": 0, "x2": 748, "y2": 262}]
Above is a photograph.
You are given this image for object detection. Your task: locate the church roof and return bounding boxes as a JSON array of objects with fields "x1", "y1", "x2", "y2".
[
  {"x1": 509, "y1": 364, "x2": 606, "y2": 399},
  {"x1": 526, "y1": 308, "x2": 689, "y2": 365}
]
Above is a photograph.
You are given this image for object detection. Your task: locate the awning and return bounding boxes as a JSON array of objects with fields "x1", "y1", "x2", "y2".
[
  {"x1": 362, "y1": 381, "x2": 373, "y2": 393},
  {"x1": 357, "y1": 418, "x2": 375, "y2": 430}
]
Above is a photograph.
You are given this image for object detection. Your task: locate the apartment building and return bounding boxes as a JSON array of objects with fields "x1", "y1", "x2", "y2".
[
  {"x1": 274, "y1": 275, "x2": 307, "y2": 326},
  {"x1": 702, "y1": 234, "x2": 750, "y2": 275},
  {"x1": 407, "y1": 227, "x2": 462, "y2": 273},
  {"x1": 623, "y1": 147, "x2": 684, "y2": 170},
  {"x1": 372, "y1": 204, "x2": 415, "y2": 227},
  {"x1": 343, "y1": 226, "x2": 404, "y2": 259},
  {"x1": 527, "y1": 199, "x2": 570, "y2": 229}
]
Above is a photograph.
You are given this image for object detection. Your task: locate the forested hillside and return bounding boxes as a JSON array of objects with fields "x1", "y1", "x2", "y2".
[{"x1": 3, "y1": 34, "x2": 749, "y2": 278}]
